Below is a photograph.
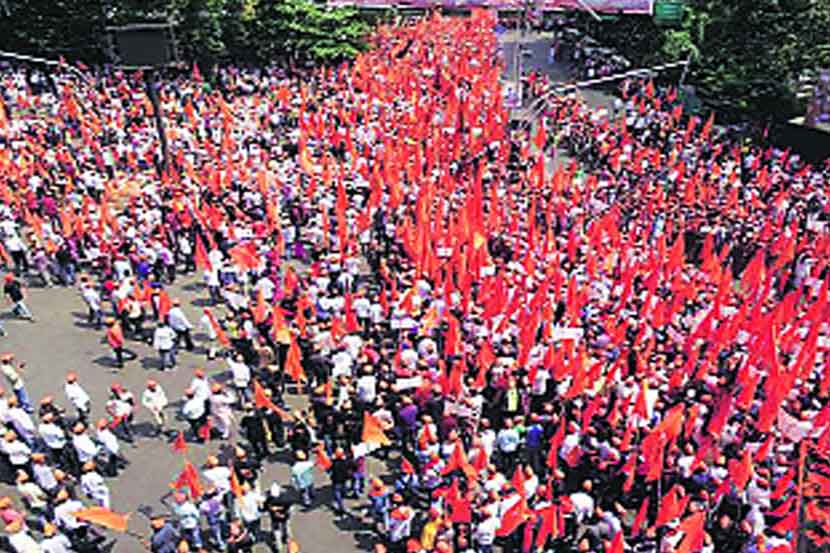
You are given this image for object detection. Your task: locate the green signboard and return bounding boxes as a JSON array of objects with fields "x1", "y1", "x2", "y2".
[{"x1": 654, "y1": 0, "x2": 684, "y2": 26}]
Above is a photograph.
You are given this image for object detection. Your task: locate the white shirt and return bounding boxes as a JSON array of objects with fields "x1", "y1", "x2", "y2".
[
  {"x1": 54, "y1": 499, "x2": 84, "y2": 530},
  {"x1": 38, "y1": 422, "x2": 66, "y2": 449},
  {"x1": 191, "y1": 377, "x2": 210, "y2": 402},
  {"x1": 64, "y1": 382, "x2": 90, "y2": 410},
  {"x1": 3, "y1": 439, "x2": 31, "y2": 465},
  {"x1": 97, "y1": 428, "x2": 120, "y2": 455},
  {"x1": 7, "y1": 530, "x2": 40, "y2": 553},
  {"x1": 153, "y1": 326, "x2": 176, "y2": 350},
  {"x1": 40, "y1": 533, "x2": 72, "y2": 553},
  {"x1": 142, "y1": 386, "x2": 168, "y2": 412},
  {"x1": 203, "y1": 466, "x2": 232, "y2": 494},
  {"x1": 167, "y1": 307, "x2": 192, "y2": 331},
  {"x1": 229, "y1": 359, "x2": 251, "y2": 388},
  {"x1": 72, "y1": 433, "x2": 99, "y2": 463},
  {"x1": 182, "y1": 397, "x2": 206, "y2": 421}
]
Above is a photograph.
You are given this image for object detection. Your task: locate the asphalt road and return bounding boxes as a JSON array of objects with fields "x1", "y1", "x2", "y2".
[{"x1": 0, "y1": 275, "x2": 387, "y2": 553}]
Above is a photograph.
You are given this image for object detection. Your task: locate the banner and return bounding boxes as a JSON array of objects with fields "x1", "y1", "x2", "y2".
[{"x1": 329, "y1": 0, "x2": 653, "y2": 14}]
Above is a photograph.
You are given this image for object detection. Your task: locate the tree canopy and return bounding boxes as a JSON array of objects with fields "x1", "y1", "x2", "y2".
[
  {"x1": 0, "y1": 0, "x2": 371, "y2": 66},
  {"x1": 578, "y1": 0, "x2": 830, "y2": 122}
]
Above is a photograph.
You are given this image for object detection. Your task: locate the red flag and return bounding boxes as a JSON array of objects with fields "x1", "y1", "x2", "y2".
[
  {"x1": 728, "y1": 449, "x2": 753, "y2": 491},
  {"x1": 675, "y1": 512, "x2": 706, "y2": 553},
  {"x1": 194, "y1": 234, "x2": 212, "y2": 271},
  {"x1": 315, "y1": 445, "x2": 332, "y2": 471},
  {"x1": 631, "y1": 497, "x2": 649, "y2": 537},
  {"x1": 401, "y1": 457, "x2": 415, "y2": 475},
  {"x1": 229, "y1": 465, "x2": 243, "y2": 498},
  {"x1": 656, "y1": 485, "x2": 689, "y2": 527},
  {"x1": 284, "y1": 334, "x2": 306, "y2": 383},
  {"x1": 253, "y1": 380, "x2": 292, "y2": 420},
  {"x1": 172, "y1": 460, "x2": 203, "y2": 499},
  {"x1": 606, "y1": 532, "x2": 624, "y2": 553},
  {"x1": 204, "y1": 308, "x2": 230, "y2": 347},
  {"x1": 157, "y1": 290, "x2": 172, "y2": 321},
  {"x1": 253, "y1": 288, "x2": 269, "y2": 324},
  {"x1": 171, "y1": 431, "x2": 188, "y2": 455},
  {"x1": 497, "y1": 498, "x2": 529, "y2": 537},
  {"x1": 198, "y1": 417, "x2": 212, "y2": 443}
]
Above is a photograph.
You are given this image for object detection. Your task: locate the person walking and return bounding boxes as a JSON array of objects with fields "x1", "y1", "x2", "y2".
[
  {"x1": 153, "y1": 320, "x2": 178, "y2": 371},
  {"x1": 168, "y1": 299, "x2": 195, "y2": 351},
  {"x1": 105, "y1": 317, "x2": 135, "y2": 369},
  {"x1": 3, "y1": 274, "x2": 34, "y2": 321},
  {"x1": 141, "y1": 379, "x2": 169, "y2": 437}
]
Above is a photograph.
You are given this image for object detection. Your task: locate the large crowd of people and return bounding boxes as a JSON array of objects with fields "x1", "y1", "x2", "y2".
[{"x1": 0, "y1": 8, "x2": 825, "y2": 553}]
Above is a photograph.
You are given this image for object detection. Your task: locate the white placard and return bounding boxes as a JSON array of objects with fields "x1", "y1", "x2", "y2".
[{"x1": 395, "y1": 376, "x2": 423, "y2": 391}]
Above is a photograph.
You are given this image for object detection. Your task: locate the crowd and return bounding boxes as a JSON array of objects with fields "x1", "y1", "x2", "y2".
[{"x1": 0, "y1": 7, "x2": 825, "y2": 553}]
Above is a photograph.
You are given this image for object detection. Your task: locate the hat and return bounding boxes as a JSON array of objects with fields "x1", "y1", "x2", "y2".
[
  {"x1": 3, "y1": 274, "x2": 13, "y2": 282},
  {"x1": 82, "y1": 461, "x2": 96, "y2": 472},
  {"x1": 110, "y1": 383, "x2": 123, "y2": 392},
  {"x1": 66, "y1": 372, "x2": 77, "y2": 383},
  {"x1": 104, "y1": 317, "x2": 116, "y2": 325},
  {"x1": 211, "y1": 383, "x2": 222, "y2": 393},
  {"x1": 184, "y1": 388, "x2": 195, "y2": 397},
  {"x1": 39, "y1": 395, "x2": 53, "y2": 405},
  {"x1": 174, "y1": 492, "x2": 187, "y2": 503},
  {"x1": 97, "y1": 419, "x2": 109, "y2": 430},
  {"x1": 146, "y1": 379, "x2": 157, "y2": 388},
  {"x1": 194, "y1": 369, "x2": 205, "y2": 378}
]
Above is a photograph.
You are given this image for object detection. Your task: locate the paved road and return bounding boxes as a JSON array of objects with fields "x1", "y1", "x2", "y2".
[{"x1": 0, "y1": 276, "x2": 388, "y2": 552}]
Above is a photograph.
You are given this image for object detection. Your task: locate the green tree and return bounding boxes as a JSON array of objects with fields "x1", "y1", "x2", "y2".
[
  {"x1": 579, "y1": 0, "x2": 830, "y2": 122},
  {"x1": 253, "y1": 0, "x2": 370, "y2": 63}
]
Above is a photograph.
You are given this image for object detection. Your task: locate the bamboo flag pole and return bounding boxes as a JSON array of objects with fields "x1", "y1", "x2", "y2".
[{"x1": 795, "y1": 439, "x2": 807, "y2": 553}]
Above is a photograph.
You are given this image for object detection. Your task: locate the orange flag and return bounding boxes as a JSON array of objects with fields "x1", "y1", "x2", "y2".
[
  {"x1": 631, "y1": 497, "x2": 649, "y2": 537},
  {"x1": 71, "y1": 506, "x2": 130, "y2": 533},
  {"x1": 656, "y1": 485, "x2": 689, "y2": 527},
  {"x1": 253, "y1": 288, "x2": 269, "y2": 324},
  {"x1": 253, "y1": 380, "x2": 292, "y2": 420},
  {"x1": 204, "y1": 308, "x2": 230, "y2": 347},
  {"x1": 362, "y1": 411, "x2": 391, "y2": 447},
  {"x1": 229, "y1": 464, "x2": 243, "y2": 498},
  {"x1": 284, "y1": 334, "x2": 306, "y2": 382},
  {"x1": 194, "y1": 234, "x2": 212, "y2": 271},
  {"x1": 496, "y1": 498, "x2": 529, "y2": 537},
  {"x1": 315, "y1": 445, "x2": 332, "y2": 471},
  {"x1": 171, "y1": 431, "x2": 188, "y2": 455},
  {"x1": 606, "y1": 532, "x2": 624, "y2": 553},
  {"x1": 675, "y1": 512, "x2": 706, "y2": 553},
  {"x1": 157, "y1": 290, "x2": 172, "y2": 321}
]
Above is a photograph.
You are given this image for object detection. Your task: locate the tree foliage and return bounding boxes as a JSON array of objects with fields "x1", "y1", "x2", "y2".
[
  {"x1": 0, "y1": 0, "x2": 369, "y2": 66},
  {"x1": 578, "y1": 0, "x2": 830, "y2": 122}
]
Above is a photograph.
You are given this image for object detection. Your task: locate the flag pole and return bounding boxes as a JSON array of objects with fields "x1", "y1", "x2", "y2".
[{"x1": 795, "y1": 439, "x2": 807, "y2": 552}]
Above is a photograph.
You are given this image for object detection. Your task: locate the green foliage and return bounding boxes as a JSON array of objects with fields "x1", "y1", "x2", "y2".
[
  {"x1": 0, "y1": 0, "x2": 369, "y2": 65},
  {"x1": 577, "y1": 0, "x2": 830, "y2": 122}
]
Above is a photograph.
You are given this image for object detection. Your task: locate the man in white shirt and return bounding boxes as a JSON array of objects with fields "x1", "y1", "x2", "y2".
[
  {"x1": 96, "y1": 419, "x2": 124, "y2": 477},
  {"x1": 141, "y1": 379, "x2": 168, "y2": 436},
  {"x1": 71, "y1": 422, "x2": 99, "y2": 465},
  {"x1": 182, "y1": 388, "x2": 207, "y2": 441},
  {"x1": 152, "y1": 321, "x2": 177, "y2": 371},
  {"x1": 2, "y1": 431, "x2": 30, "y2": 472},
  {"x1": 64, "y1": 373, "x2": 90, "y2": 424},
  {"x1": 80, "y1": 461, "x2": 110, "y2": 509},
  {"x1": 228, "y1": 354, "x2": 251, "y2": 406},
  {"x1": 167, "y1": 299, "x2": 195, "y2": 351}
]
